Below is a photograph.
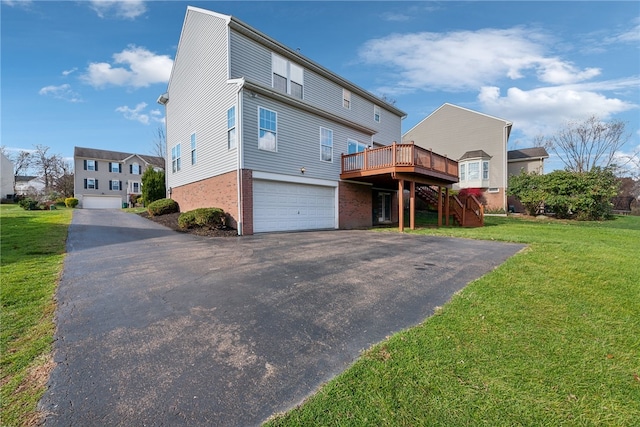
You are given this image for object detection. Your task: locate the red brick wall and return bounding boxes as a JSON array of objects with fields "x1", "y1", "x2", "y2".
[
  {"x1": 482, "y1": 188, "x2": 506, "y2": 212},
  {"x1": 171, "y1": 171, "x2": 240, "y2": 229},
  {"x1": 239, "y1": 170, "x2": 253, "y2": 235},
  {"x1": 339, "y1": 181, "x2": 372, "y2": 229}
]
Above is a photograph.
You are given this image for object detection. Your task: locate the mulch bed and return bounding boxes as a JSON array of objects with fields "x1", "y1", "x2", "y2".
[{"x1": 138, "y1": 211, "x2": 238, "y2": 237}]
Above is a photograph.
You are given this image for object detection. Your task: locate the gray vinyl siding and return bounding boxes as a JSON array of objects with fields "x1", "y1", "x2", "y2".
[
  {"x1": 73, "y1": 156, "x2": 148, "y2": 202},
  {"x1": 230, "y1": 30, "x2": 402, "y2": 147},
  {"x1": 403, "y1": 104, "x2": 508, "y2": 189},
  {"x1": 241, "y1": 91, "x2": 370, "y2": 181},
  {"x1": 166, "y1": 9, "x2": 238, "y2": 190}
]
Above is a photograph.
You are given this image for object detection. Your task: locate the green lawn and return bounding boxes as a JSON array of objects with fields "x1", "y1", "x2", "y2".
[
  {"x1": 0, "y1": 205, "x2": 72, "y2": 427},
  {"x1": 266, "y1": 215, "x2": 640, "y2": 426}
]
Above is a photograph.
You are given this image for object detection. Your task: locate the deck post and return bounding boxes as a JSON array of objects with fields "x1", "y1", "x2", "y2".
[
  {"x1": 437, "y1": 185, "x2": 443, "y2": 227},
  {"x1": 410, "y1": 180, "x2": 415, "y2": 230},
  {"x1": 392, "y1": 141, "x2": 397, "y2": 166},
  {"x1": 398, "y1": 179, "x2": 404, "y2": 232},
  {"x1": 445, "y1": 186, "x2": 450, "y2": 226}
]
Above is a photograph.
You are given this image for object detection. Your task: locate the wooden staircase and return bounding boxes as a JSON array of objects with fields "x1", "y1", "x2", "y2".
[{"x1": 416, "y1": 185, "x2": 484, "y2": 227}]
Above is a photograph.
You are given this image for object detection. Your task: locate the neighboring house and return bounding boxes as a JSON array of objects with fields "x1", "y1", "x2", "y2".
[
  {"x1": 402, "y1": 103, "x2": 513, "y2": 212},
  {"x1": 507, "y1": 147, "x2": 550, "y2": 213},
  {"x1": 159, "y1": 6, "x2": 466, "y2": 235},
  {"x1": 74, "y1": 146, "x2": 164, "y2": 209},
  {"x1": 1, "y1": 153, "x2": 14, "y2": 199},
  {"x1": 15, "y1": 176, "x2": 45, "y2": 196},
  {"x1": 507, "y1": 147, "x2": 549, "y2": 176}
]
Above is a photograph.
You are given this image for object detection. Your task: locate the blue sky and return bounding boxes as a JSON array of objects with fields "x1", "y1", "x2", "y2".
[{"x1": 2, "y1": 1, "x2": 639, "y2": 172}]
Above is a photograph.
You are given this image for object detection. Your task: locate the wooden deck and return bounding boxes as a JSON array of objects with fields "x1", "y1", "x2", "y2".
[{"x1": 340, "y1": 142, "x2": 459, "y2": 184}]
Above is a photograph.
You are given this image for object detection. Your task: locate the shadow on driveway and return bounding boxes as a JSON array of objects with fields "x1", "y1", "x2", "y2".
[{"x1": 41, "y1": 209, "x2": 525, "y2": 426}]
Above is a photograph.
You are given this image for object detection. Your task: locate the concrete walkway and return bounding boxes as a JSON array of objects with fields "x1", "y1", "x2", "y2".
[{"x1": 40, "y1": 209, "x2": 524, "y2": 426}]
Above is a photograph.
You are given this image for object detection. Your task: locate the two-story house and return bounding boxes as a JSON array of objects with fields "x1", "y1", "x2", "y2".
[
  {"x1": 159, "y1": 6, "x2": 465, "y2": 235},
  {"x1": 1, "y1": 152, "x2": 15, "y2": 199},
  {"x1": 403, "y1": 103, "x2": 513, "y2": 212},
  {"x1": 74, "y1": 147, "x2": 164, "y2": 209}
]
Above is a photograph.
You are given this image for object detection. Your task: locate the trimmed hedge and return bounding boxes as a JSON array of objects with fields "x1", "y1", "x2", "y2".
[
  {"x1": 147, "y1": 198, "x2": 179, "y2": 216},
  {"x1": 65, "y1": 197, "x2": 79, "y2": 208},
  {"x1": 178, "y1": 208, "x2": 225, "y2": 229}
]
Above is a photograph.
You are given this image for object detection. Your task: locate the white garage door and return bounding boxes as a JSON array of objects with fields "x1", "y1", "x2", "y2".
[
  {"x1": 253, "y1": 180, "x2": 335, "y2": 232},
  {"x1": 82, "y1": 195, "x2": 122, "y2": 209}
]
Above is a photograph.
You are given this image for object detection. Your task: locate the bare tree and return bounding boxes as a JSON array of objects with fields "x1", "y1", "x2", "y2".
[
  {"x1": 544, "y1": 115, "x2": 630, "y2": 173},
  {"x1": 53, "y1": 159, "x2": 75, "y2": 197},
  {"x1": 32, "y1": 144, "x2": 63, "y2": 192},
  {"x1": 151, "y1": 126, "x2": 167, "y2": 159}
]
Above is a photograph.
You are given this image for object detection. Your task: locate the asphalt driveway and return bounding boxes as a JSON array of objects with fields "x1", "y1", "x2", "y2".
[{"x1": 40, "y1": 209, "x2": 524, "y2": 426}]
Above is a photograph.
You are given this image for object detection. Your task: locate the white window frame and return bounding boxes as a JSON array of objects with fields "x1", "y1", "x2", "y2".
[
  {"x1": 258, "y1": 107, "x2": 277, "y2": 152},
  {"x1": 87, "y1": 178, "x2": 96, "y2": 189},
  {"x1": 111, "y1": 180, "x2": 120, "y2": 191},
  {"x1": 343, "y1": 89, "x2": 351, "y2": 109},
  {"x1": 227, "y1": 106, "x2": 236, "y2": 150},
  {"x1": 87, "y1": 160, "x2": 96, "y2": 171},
  {"x1": 460, "y1": 163, "x2": 466, "y2": 181},
  {"x1": 482, "y1": 160, "x2": 489, "y2": 180},
  {"x1": 131, "y1": 181, "x2": 141, "y2": 193},
  {"x1": 131, "y1": 163, "x2": 141, "y2": 175},
  {"x1": 374, "y1": 105, "x2": 381, "y2": 123},
  {"x1": 110, "y1": 162, "x2": 121, "y2": 173},
  {"x1": 191, "y1": 133, "x2": 197, "y2": 165},
  {"x1": 272, "y1": 53, "x2": 304, "y2": 99},
  {"x1": 347, "y1": 138, "x2": 367, "y2": 154},
  {"x1": 468, "y1": 161, "x2": 480, "y2": 180},
  {"x1": 320, "y1": 127, "x2": 333, "y2": 162},
  {"x1": 171, "y1": 144, "x2": 181, "y2": 173}
]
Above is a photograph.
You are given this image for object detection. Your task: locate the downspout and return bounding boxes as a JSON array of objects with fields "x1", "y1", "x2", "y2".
[
  {"x1": 503, "y1": 124, "x2": 510, "y2": 212},
  {"x1": 235, "y1": 81, "x2": 244, "y2": 235}
]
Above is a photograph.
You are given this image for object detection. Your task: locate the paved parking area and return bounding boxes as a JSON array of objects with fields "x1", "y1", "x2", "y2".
[{"x1": 40, "y1": 209, "x2": 524, "y2": 426}]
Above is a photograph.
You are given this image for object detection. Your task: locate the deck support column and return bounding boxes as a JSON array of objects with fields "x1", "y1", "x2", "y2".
[
  {"x1": 409, "y1": 181, "x2": 415, "y2": 230},
  {"x1": 398, "y1": 179, "x2": 404, "y2": 232},
  {"x1": 437, "y1": 185, "x2": 443, "y2": 227},
  {"x1": 445, "y1": 187, "x2": 450, "y2": 226}
]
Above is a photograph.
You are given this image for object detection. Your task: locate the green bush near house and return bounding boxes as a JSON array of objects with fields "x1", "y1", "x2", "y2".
[
  {"x1": 64, "y1": 197, "x2": 79, "y2": 208},
  {"x1": 147, "y1": 198, "x2": 179, "y2": 216},
  {"x1": 178, "y1": 208, "x2": 225, "y2": 229},
  {"x1": 18, "y1": 198, "x2": 39, "y2": 210}
]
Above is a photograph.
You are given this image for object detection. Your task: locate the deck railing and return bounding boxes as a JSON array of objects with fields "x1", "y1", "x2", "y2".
[{"x1": 341, "y1": 142, "x2": 458, "y2": 179}]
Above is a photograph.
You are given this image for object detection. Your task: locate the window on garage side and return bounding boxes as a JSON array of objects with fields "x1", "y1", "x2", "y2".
[
  {"x1": 110, "y1": 180, "x2": 121, "y2": 191},
  {"x1": 374, "y1": 105, "x2": 381, "y2": 123},
  {"x1": 84, "y1": 178, "x2": 98, "y2": 189},
  {"x1": 258, "y1": 107, "x2": 277, "y2": 152},
  {"x1": 191, "y1": 133, "x2": 197, "y2": 165},
  {"x1": 227, "y1": 106, "x2": 236, "y2": 149},
  {"x1": 171, "y1": 144, "x2": 181, "y2": 172},
  {"x1": 320, "y1": 127, "x2": 333, "y2": 162},
  {"x1": 343, "y1": 89, "x2": 351, "y2": 109}
]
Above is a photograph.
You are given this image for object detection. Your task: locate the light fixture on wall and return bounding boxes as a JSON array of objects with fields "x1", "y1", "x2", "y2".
[
  {"x1": 157, "y1": 93, "x2": 169, "y2": 105},
  {"x1": 300, "y1": 167, "x2": 306, "y2": 174}
]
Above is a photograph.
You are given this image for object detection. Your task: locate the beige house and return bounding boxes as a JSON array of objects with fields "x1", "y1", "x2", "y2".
[
  {"x1": 403, "y1": 103, "x2": 513, "y2": 212},
  {"x1": 1, "y1": 152, "x2": 15, "y2": 199},
  {"x1": 74, "y1": 147, "x2": 164, "y2": 209},
  {"x1": 507, "y1": 147, "x2": 549, "y2": 176}
]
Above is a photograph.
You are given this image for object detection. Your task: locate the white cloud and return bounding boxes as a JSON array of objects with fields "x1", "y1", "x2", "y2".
[
  {"x1": 2, "y1": 0, "x2": 33, "y2": 8},
  {"x1": 359, "y1": 27, "x2": 601, "y2": 93},
  {"x1": 89, "y1": 0, "x2": 147, "y2": 20},
  {"x1": 38, "y1": 84, "x2": 83, "y2": 103},
  {"x1": 478, "y1": 78, "x2": 639, "y2": 138},
  {"x1": 81, "y1": 45, "x2": 173, "y2": 88},
  {"x1": 62, "y1": 68, "x2": 78, "y2": 76},
  {"x1": 116, "y1": 102, "x2": 164, "y2": 125}
]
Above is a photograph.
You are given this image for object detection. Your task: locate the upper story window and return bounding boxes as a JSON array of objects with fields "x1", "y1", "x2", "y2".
[
  {"x1": 84, "y1": 160, "x2": 97, "y2": 171},
  {"x1": 171, "y1": 144, "x2": 181, "y2": 173},
  {"x1": 258, "y1": 107, "x2": 277, "y2": 152},
  {"x1": 272, "y1": 53, "x2": 304, "y2": 99},
  {"x1": 227, "y1": 107, "x2": 237, "y2": 149},
  {"x1": 320, "y1": 127, "x2": 333, "y2": 162},
  {"x1": 130, "y1": 163, "x2": 141, "y2": 175},
  {"x1": 190, "y1": 133, "x2": 197, "y2": 165},
  {"x1": 110, "y1": 162, "x2": 121, "y2": 173},
  {"x1": 343, "y1": 89, "x2": 351, "y2": 109},
  {"x1": 374, "y1": 105, "x2": 381, "y2": 123}
]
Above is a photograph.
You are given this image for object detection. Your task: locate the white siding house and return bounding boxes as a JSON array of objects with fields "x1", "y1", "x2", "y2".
[
  {"x1": 160, "y1": 6, "x2": 406, "y2": 234},
  {"x1": 1, "y1": 153, "x2": 14, "y2": 199}
]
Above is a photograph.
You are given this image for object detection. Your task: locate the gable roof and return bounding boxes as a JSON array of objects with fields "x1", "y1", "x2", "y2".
[
  {"x1": 16, "y1": 175, "x2": 39, "y2": 183},
  {"x1": 173, "y1": 6, "x2": 406, "y2": 119},
  {"x1": 508, "y1": 147, "x2": 549, "y2": 161},
  {"x1": 459, "y1": 150, "x2": 492, "y2": 160},
  {"x1": 74, "y1": 146, "x2": 165, "y2": 168},
  {"x1": 404, "y1": 103, "x2": 513, "y2": 137}
]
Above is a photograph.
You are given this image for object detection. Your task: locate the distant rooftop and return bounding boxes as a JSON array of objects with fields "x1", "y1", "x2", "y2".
[
  {"x1": 74, "y1": 146, "x2": 165, "y2": 168},
  {"x1": 508, "y1": 147, "x2": 549, "y2": 161}
]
